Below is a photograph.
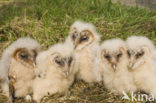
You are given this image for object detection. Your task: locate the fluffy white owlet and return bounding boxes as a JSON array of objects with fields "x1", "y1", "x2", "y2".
[
  {"x1": 33, "y1": 43, "x2": 76, "y2": 103},
  {"x1": 126, "y1": 36, "x2": 156, "y2": 97},
  {"x1": 96, "y1": 38, "x2": 136, "y2": 94},
  {"x1": 65, "y1": 20, "x2": 101, "y2": 83},
  {"x1": 0, "y1": 37, "x2": 40, "y2": 102}
]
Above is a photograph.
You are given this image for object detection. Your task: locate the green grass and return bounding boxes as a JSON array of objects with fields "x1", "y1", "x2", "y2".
[{"x1": 0, "y1": 0, "x2": 156, "y2": 102}]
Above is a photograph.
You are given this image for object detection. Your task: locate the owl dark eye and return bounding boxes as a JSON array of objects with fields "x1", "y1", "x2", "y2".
[
  {"x1": 55, "y1": 58, "x2": 64, "y2": 66},
  {"x1": 19, "y1": 53, "x2": 29, "y2": 61},
  {"x1": 104, "y1": 54, "x2": 111, "y2": 60},
  {"x1": 136, "y1": 52, "x2": 144, "y2": 59},
  {"x1": 117, "y1": 53, "x2": 122, "y2": 59},
  {"x1": 72, "y1": 34, "x2": 77, "y2": 41},
  {"x1": 79, "y1": 35, "x2": 88, "y2": 42}
]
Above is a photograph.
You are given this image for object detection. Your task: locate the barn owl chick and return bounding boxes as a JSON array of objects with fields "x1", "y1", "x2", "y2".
[
  {"x1": 0, "y1": 37, "x2": 40, "y2": 101},
  {"x1": 126, "y1": 36, "x2": 156, "y2": 97},
  {"x1": 33, "y1": 43, "x2": 76, "y2": 103},
  {"x1": 65, "y1": 20, "x2": 101, "y2": 83},
  {"x1": 97, "y1": 38, "x2": 136, "y2": 94}
]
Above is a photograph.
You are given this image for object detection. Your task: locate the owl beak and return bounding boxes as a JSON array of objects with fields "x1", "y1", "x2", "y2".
[
  {"x1": 33, "y1": 62, "x2": 36, "y2": 67},
  {"x1": 112, "y1": 64, "x2": 117, "y2": 71},
  {"x1": 64, "y1": 67, "x2": 70, "y2": 77},
  {"x1": 74, "y1": 37, "x2": 80, "y2": 49},
  {"x1": 128, "y1": 62, "x2": 134, "y2": 69},
  {"x1": 74, "y1": 40, "x2": 79, "y2": 49},
  {"x1": 30, "y1": 62, "x2": 36, "y2": 69},
  {"x1": 65, "y1": 71, "x2": 69, "y2": 77}
]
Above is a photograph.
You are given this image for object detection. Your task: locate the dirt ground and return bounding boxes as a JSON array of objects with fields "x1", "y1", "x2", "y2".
[{"x1": 0, "y1": 80, "x2": 128, "y2": 103}]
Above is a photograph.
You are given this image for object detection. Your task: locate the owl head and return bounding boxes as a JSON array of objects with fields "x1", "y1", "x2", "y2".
[
  {"x1": 37, "y1": 43, "x2": 75, "y2": 77},
  {"x1": 100, "y1": 38, "x2": 127, "y2": 72},
  {"x1": 0, "y1": 37, "x2": 40, "y2": 78},
  {"x1": 10, "y1": 38, "x2": 40, "y2": 69},
  {"x1": 126, "y1": 36, "x2": 155, "y2": 70},
  {"x1": 65, "y1": 20, "x2": 100, "y2": 51}
]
